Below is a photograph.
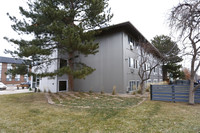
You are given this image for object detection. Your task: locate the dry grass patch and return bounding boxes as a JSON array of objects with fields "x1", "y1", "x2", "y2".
[{"x1": 0, "y1": 93, "x2": 200, "y2": 132}]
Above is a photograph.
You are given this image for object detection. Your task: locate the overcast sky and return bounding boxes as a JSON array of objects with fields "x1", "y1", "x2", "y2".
[{"x1": 0, "y1": 0, "x2": 180, "y2": 57}]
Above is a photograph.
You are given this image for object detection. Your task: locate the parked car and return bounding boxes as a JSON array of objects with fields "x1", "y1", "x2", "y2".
[
  {"x1": 17, "y1": 82, "x2": 31, "y2": 89},
  {"x1": 0, "y1": 82, "x2": 7, "y2": 90}
]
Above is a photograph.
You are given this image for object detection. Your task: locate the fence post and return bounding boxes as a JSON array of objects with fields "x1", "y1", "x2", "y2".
[
  {"x1": 150, "y1": 85, "x2": 152, "y2": 100},
  {"x1": 172, "y1": 85, "x2": 175, "y2": 103}
]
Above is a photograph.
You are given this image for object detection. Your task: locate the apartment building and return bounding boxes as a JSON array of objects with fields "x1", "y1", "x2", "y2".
[
  {"x1": 38, "y1": 22, "x2": 163, "y2": 93},
  {"x1": 0, "y1": 56, "x2": 30, "y2": 86}
]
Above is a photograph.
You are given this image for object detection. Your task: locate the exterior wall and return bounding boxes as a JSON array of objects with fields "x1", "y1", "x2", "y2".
[
  {"x1": 38, "y1": 76, "x2": 58, "y2": 93},
  {"x1": 74, "y1": 32, "x2": 125, "y2": 93},
  {"x1": 38, "y1": 50, "x2": 59, "y2": 92},
  {"x1": 123, "y1": 32, "x2": 141, "y2": 92},
  {"x1": 38, "y1": 49, "x2": 69, "y2": 92},
  {"x1": 122, "y1": 32, "x2": 163, "y2": 92},
  {"x1": 0, "y1": 63, "x2": 30, "y2": 86}
]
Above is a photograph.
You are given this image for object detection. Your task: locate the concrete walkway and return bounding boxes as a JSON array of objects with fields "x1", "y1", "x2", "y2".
[{"x1": 0, "y1": 87, "x2": 33, "y2": 95}]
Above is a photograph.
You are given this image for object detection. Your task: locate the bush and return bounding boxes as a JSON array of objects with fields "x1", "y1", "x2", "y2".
[
  {"x1": 112, "y1": 86, "x2": 116, "y2": 95},
  {"x1": 100, "y1": 91, "x2": 104, "y2": 94},
  {"x1": 146, "y1": 88, "x2": 150, "y2": 92},
  {"x1": 137, "y1": 89, "x2": 142, "y2": 94},
  {"x1": 132, "y1": 91, "x2": 136, "y2": 95},
  {"x1": 38, "y1": 89, "x2": 41, "y2": 92},
  {"x1": 89, "y1": 90, "x2": 93, "y2": 93}
]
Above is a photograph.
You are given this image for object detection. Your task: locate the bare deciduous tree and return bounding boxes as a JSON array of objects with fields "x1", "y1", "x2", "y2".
[
  {"x1": 169, "y1": 0, "x2": 200, "y2": 104},
  {"x1": 138, "y1": 42, "x2": 163, "y2": 94}
]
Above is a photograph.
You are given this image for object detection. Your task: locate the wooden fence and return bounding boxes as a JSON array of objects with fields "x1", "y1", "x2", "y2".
[{"x1": 150, "y1": 85, "x2": 200, "y2": 103}]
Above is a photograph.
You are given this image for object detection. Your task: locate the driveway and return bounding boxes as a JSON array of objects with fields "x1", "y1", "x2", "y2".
[{"x1": 0, "y1": 87, "x2": 33, "y2": 95}]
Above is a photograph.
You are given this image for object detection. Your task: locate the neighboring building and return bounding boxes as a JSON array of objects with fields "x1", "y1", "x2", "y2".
[
  {"x1": 38, "y1": 22, "x2": 163, "y2": 93},
  {"x1": 0, "y1": 56, "x2": 30, "y2": 86}
]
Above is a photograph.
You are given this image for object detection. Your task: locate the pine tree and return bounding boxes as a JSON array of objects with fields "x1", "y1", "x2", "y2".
[
  {"x1": 4, "y1": 0, "x2": 113, "y2": 91},
  {"x1": 151, "y1": 35, "x2": 183, "y2": 80}
]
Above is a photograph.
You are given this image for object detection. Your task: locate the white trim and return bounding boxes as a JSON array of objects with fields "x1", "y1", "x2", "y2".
[{"x1": 128, "y1": 80, "x2": 139, "y2": 92}]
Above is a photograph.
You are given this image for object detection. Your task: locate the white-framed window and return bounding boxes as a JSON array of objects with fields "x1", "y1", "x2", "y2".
[
  {"x1": 129, "y1": 58, "x2": 139, "y2": 69},
  {"x1": 159, "y1": 68, "x2": 162, "y2": 76},
  {"x1": 6, "y1": 64, "x2": 12, "y2": 81},
  {"x1": 153, "y1": 79, "x2": 158, "y2": 83},
  {"x1": 7, "y1": 64, "x2": 12, "y2": 70},
  {"x1": 6, "y1": 74, "x2": 12, "y2": 81},
  {"x1": 128, "y1": 57, "x2": 134, "y2": 68},
  {"x1": 148, "y1": 79, "x2": 151, "y2": 84},
  {"x1": 153, "y1": 67, "x2": 156, "y2": 74},
  {"x1": 135, "y1": 59, "x2": 138, "y2": 69},
  {"x1": 129, "y1": 80, "x2": 139, "y2": 91},
  {"x1": 128, "y1": 36, "x2": 134, "y2": 50},
  {"x1": 15, "y1": 74, "x2": 20, "y2": 81}
]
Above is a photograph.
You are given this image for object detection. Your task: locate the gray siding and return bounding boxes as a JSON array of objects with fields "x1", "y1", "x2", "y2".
[
  {"x1": 74, "y1": 32, "x2": 125, "y2": 93},
  {"x1": 122, "y1": 32, "x2": 163, "y2": 92}
]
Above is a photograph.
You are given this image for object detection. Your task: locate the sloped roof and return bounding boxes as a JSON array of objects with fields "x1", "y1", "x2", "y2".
[
  {"x1": 98, "y1": 21, "x2": 164, "y2": 59},
  {"x1": 0, "y1": 56, "x2": 24, "y2": 64}
]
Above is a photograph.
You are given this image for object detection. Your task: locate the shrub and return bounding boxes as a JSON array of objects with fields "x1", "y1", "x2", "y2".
[
  {"x1": 112, "y1": 85, "x2": 116, "y2": 95},
  {"x1": 132, "y1": 91, "x2": 136, "y2": 95},
  {"x1": 38, "y1": 89, "x2": 41, "y2": 92},
  {"x1": 89, "y1": 88, "x2": 93, "y2": 94},
  {"x1": 100, "y1": 91, "x2": 104, "y2": 94},
  {"x1": 137, "y1": 89, "x2": 142, "y2": 94}
]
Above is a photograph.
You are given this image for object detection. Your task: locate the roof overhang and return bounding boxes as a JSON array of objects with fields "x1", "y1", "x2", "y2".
[{"x1": 97, "y1": 21, "x2": 164, "y2": 59}]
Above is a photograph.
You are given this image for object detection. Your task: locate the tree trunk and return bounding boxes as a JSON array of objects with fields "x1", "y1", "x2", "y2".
[
  {"x1": 140, "y1": 81, "x2": 145, "y2": 95},
  {"x1": 189, "y1": 79, "x2": 195, "y2": 104},
  {"x1": 68, "y1": 53, "x2": 74, "y2": 91},
  {"x1": 162, "y1": 64, "x2": 168, "y2": 81}
]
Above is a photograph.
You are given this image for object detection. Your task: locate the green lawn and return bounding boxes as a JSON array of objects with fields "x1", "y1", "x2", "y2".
[{"x1": 0, "y1": 92, "x2": 200, "y2": 132}]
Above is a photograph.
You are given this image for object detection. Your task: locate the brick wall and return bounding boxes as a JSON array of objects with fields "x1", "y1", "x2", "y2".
[{"x1": 0, "y1": 63, "x2": 30, "y2": 86}]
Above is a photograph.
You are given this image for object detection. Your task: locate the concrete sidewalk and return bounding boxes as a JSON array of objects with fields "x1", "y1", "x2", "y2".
[{"x1": 0, "y1": 87, "x2": 33, "y2": 95}]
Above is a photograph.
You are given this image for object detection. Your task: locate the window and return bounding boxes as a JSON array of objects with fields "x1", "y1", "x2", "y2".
[
  {"x1": 7, "y1": 64, "x2": 12, "y2": 70},
  {"x1": 159, "y1": 68, "x2": 162, "y2": 76},
  {"x1": 6, "y1": 75, "x2": 12, "y2": 81},
  {"x1": 128, "y1": 36, "x2": 134, "y2": 49},
  {"x1": 15, "y1": 74, "x2": 20, "y2": 81},
  {"x1": 129, "y1": 58, "x2": 138, "y2": 69},
  {"x1": 129, "y1": 80, "x2": 139, "y2": 91},
  {"x1": 128, "y1": 57, "x2": 134, "y2": 68},
  {"x1": 133, "y1": 59, "x2": 138, "y2": 69},
  {"x1": 153, "y1": 67, "x2": 156, "y2": 74},
  {"x1": 60, "y1": 59, "x2": 68, "y2": 68},
  {"x1": 145, "y1": 64, "x2": 147, "y2": 71},
  {"x1": 6, "y1": 64, "x2": 12, "y2": 81},
  {"x1": 59, "y1": 80, "x2": 68, "y2": 91},
  {"x1": 24, "y1": 74, "x2": 28, "y2": 82},
  {"x1": 135, "y1": 60, "x2": 138, "y2": 69},
  {"x1": 0, "y1": 63, "x2": 2, "y2": 81}
]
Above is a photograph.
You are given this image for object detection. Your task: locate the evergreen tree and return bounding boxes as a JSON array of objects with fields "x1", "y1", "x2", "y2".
[
  {"x1": 151, "y1": 35, "x2": 182, "y2": 80},
  {"x1": 4, "y1": 0, "x2": 113, "y2": 91}
]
